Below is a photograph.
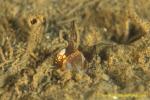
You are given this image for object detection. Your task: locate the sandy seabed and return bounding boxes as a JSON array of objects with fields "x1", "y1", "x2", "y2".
[{"x1": 0, "y1": 0, "x2": 150, "y2": 100}]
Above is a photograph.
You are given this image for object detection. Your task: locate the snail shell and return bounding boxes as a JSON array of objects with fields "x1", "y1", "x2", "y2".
[
  {"x1": 55, "y1": 49, "x2": 85, "y2": 72},
  {"x1": 55, "y1": 49, "x2": 86, "y2": 72},
  {"x1": 62, "y1": 50, "x2": 85, "y2": 72}
]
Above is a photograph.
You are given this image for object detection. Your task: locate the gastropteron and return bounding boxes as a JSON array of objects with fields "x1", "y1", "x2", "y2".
[{"x1": 55, "y1": 22, "x2": 86, "y2": 72}]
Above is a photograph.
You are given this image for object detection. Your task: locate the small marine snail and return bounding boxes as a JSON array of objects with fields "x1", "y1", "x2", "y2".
[
  {"x1": 55, "y1": 47, "x2": 86, "y2": 72},
  {"x1": 55, "y1": 49, "x2": 85, "y2": 72},
  {"x1": 55, "y1": 21, "x2": 86, "y2": 72}
]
